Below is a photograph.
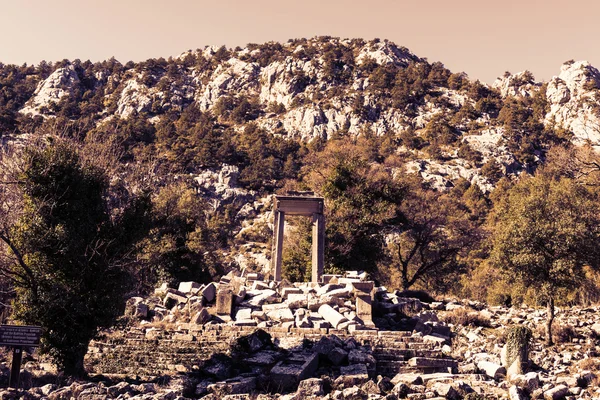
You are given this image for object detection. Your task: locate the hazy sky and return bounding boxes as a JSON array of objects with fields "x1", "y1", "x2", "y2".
[{"x1": 1, "y1": 0, "x2": 599, "y2": 83}]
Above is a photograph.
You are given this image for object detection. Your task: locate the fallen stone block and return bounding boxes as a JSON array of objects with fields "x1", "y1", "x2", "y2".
[
  {"x1": 246, "y1": 272, "x2": 260, "y2": 281},
  {"x1": 287, "y1": 293, "x2": 309, "y2": 309},
  {"x1": 318, "y1": 304, "x2": 348, "y2": 329},
  {"x1": 511, "y1": 372, "x2": 540, "y2": 393},
  {"x1": 266, "y1": 307, "x2": 294, "y2": 322},
  {"x1": 336, "y1": 363, "x2": 370, "y2": 387},
  {"x1": 236, "y1": 329, "x2": 273, "y2": 353},
  {"x1": 178, "y1": 281, "x2": 201, "y2": 294},
  {"x1": 423, "y1": 334, "x2": 448, "y2": 345},
  {"x1": 246, "y1": 289, "x2": 278, "y2": 306},
  {"x1": 477, "y1": 361, "x2": 506, "y2": 380},
  {"x1": 543, "y1": 385, "x2": 568, "y2": 400},
  {"x1": 163, "y1": 290, "x2": 188, "y2": 309},
  {"x1": 244, "y1": 350, "x2": 281, "y2": 366},
  {"x1": 234, "y1": 308, "x2": 252, "y2": 321},
  {"x1": 408, "y1": 357, "x2": 458, "y2": 370},
  {"x1": 191, "y1": 308, "x2": 211, "y2": 325},
  {"x1": 296, "y1": 378, "x2": 324, "y2": 397},
  {"x1": 430, "y1": 382, "x2": 461, "y2": 400},
  {"x1": 208, "y1": 376, "x2": 257, "y2": 395},
  {"x1": 233, "y1": 319, "x2": 257, "y2": 326},
  {"x1": 327, "y1": 347, "x2": 348, "y2": 365},
  {"x1": 270, "y1": 352, "x2": 319, "y2": 392},
  {"x1": 281, "y1": 287, "x2": 303, "y2": 299},
  {"x1": 326, "y1": 286, "x2": 353, "y2": 298},
  {"x1": 348, "y1": 349, "x2": 376, "y2": 366},
  {"x1": 201, "y1": 283, "x2": 217, "y2": 303},
  {"x1": 316, "y1": 284, "x2": 345, "y2": 296},
  {"x1": 251, "y1": 310, "x2": 267, "y2": 321}
]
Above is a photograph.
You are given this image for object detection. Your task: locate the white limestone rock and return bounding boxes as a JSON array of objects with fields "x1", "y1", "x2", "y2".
[{"x1": 20, "y1": 65, "x2": 80, "y2": 115}]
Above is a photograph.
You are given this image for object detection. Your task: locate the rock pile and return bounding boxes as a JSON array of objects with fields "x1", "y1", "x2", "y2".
[{"x1": 132, "y1": 271, "x2": 388, "y2": 333}]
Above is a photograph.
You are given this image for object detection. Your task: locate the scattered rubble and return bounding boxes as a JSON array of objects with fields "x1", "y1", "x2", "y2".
[{"x1": 2, "y1": 273, "x2": 600, "y2": 399}]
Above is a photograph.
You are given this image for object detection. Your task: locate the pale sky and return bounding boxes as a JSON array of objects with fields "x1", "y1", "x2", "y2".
[{"x1": 1, "y1": 0, "x2": 598, "y2": 83}]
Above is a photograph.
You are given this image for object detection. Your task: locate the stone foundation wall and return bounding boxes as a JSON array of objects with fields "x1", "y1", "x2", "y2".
[{"x1": 85, "y1": 325, "x2": 446, "y2": 378}]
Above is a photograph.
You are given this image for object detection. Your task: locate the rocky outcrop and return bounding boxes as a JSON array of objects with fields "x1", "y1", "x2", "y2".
[
  {"x1": 20, "y1": 65, "x2": 80, "y2": 115},
  {"x1": 544, "y1": 60, "x2": 600, "y2": 145}
]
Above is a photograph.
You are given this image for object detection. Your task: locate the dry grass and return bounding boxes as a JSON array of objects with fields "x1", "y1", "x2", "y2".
[
  {"x1": 441, "y1": 308, "x2": 491, "y2": 328},
  {"x1": 552, "y1": 324, "x2": 577, "y2": 344}
]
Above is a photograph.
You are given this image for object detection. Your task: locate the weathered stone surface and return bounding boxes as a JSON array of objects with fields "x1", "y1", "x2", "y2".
[
  {"x1": 191, "y1": 308, "x2": 211, "y2": 325},
  {"x1": 430, "y1": 382, "x2": 461, "y2": 400},
  {"x1": 511, "y1": 372, "x2": 539, "y2": 393},
  {"x1": 408, "y1": 357, "x2": 458, "y2": 370},
  {"x1": 328, "y1": 347, "x2": 348, "y2": 366},
  {"x1": 247, "y1": 289, "x2": 278, "y2": 306},
  {"x1": 281, "y1": 287, "x2": 303, "y2": 299},
  {"x1": 270, "y1": 352, "x2": 319, "y2": 391},
  {"x1": 543, "y1": 385, "x2": 568, "y2": 400},
  {"x1": 266, "y1": 307, "x2": 294, "y2": 322},
  {"x1": 235, "y1": 307, "x2": 253, "y2": 321},
  {"x1": 296, "y1": 378, "x2": 324, "y2": 397},
  {"x1": 348, "y1": 349, "x2": 376, "y2": 366},
  {"x1": 163, "y1": 290, "x2": 188, "y2": 308},
  {"x1": 208, "y1": 376, "x2": 257, "y2": 395},
  {"x1": 391, "y1": 373, "x2": 423, "y2": 386},
  {"x1": 509, "y1": 385, "x2": 527, "y2": 400},
  {"x1": 217, "y1": 288, "x2": 234, "y2": 316},
  {"x1": 477, "y1": 361, "x2": 506, "y2": 380},
  {"x1": 318, "y1": 304, "x2": 348, "y2": 329},
  {"x1": 178, "y1": 281, "x2": 201, "y2": 294}
]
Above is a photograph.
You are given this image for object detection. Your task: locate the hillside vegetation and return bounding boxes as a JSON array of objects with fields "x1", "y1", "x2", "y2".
[{"x1": 2, "y1": 37, "x2": 600, "y2": 372}]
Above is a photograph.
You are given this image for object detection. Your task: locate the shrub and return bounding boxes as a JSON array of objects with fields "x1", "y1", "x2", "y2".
[
  {"x1": 442, "y1": 308, "x2": 491, "y2": 328},
  {"x1": 553, "y1": 325, "x2": 577, "y2": 344},
  {"x1": 395, "y1": 290, "x2": 435, "y2": 303}
]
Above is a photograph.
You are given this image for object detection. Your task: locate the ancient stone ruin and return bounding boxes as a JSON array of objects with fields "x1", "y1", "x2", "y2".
[{"x1": 271, "y1": 194, "x2": 325, "y2": 283}]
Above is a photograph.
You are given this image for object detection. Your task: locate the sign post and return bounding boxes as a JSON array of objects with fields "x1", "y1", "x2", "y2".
[{"x1": 0, "y1": 325, "x2": 42, "y2": 389}]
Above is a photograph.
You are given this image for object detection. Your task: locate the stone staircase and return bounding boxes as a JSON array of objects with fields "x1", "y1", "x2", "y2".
[{"x1": 85, "y1": 326, "x2": 454, "y2": 378}]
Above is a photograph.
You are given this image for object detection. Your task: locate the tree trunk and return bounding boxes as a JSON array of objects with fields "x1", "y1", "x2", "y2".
[
  {"x1": 546, "y1": 296, "x2": 555, "y2": 346},
  {"x1": 401, "y1": 275, "x2": 410, "y2": 291}
]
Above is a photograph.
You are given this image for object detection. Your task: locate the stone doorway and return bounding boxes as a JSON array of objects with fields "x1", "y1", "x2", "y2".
[{"x1": 271, "y1": 194, "x2": 325, "y2": 282}]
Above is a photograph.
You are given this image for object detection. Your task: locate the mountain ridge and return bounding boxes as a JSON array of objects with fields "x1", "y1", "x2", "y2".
[{"x1": 2, "y1": 37, "x2": 600, "y2": 196}]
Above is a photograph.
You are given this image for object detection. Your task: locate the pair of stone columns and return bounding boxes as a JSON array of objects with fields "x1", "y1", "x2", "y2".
[{"x1": 271, "y1": 195, "x2": 325, "y2": 283}]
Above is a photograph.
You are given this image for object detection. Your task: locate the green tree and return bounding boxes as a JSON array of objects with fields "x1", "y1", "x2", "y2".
[
  {"x1": 137, "y1": 180, "x2": 221, "y2": 289},
  {"x1": 303, "y1": 139, "x2": 405, "y2": 272},
  {"x1": 488, "y1": 173, "x2": 600, "y2": 345},
  {"x1": 0, "y1": 138, "x2": 150, "y2": 375},
  {"x1": 385, "y1": 179, "x2": 479, "y2": 291}
]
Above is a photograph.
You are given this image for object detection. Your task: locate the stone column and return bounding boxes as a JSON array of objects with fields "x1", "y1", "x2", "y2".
[
  {"x1": 352, "y1": 282, "x2": 375, "y2": 327},
  {"x1": 311, "y1": 212, "x2": 325, "y2": 283},
  {"x1": 271, "y1": 210, "x2": 285, "y2": 281}
]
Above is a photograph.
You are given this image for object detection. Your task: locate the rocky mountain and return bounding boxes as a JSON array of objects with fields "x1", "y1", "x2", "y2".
[
  {"x1": 5, "y1": 38, "x2": 600, "y2": 184},
  {"x1": 2, "y1": 36, "x2": 600, "y2": 273}
]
